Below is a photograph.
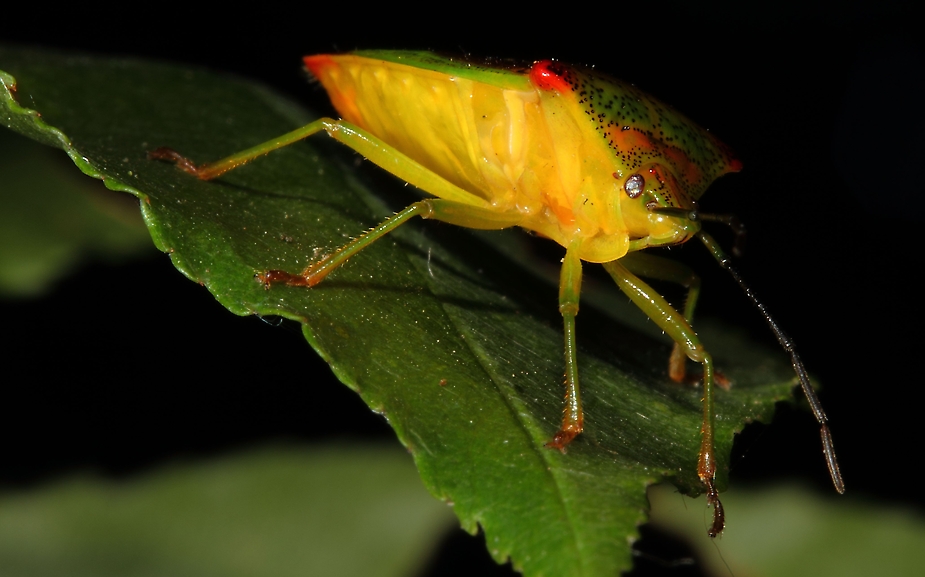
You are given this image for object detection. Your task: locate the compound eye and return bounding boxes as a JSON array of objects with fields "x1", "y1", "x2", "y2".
[{"x1": 624, "y1": 174, "x2": 645, "y2": 198}]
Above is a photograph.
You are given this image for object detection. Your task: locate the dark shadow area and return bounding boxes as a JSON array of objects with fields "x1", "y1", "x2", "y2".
[
  {"x1": 1, "y1": 255, "x2": 395, "y2": 486},
  {"x1": 416, "y1": 527, "x2": 518, "y2": 577}
]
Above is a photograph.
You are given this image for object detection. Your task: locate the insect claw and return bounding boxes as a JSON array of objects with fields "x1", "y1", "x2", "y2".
[
  {"x1": 705, "y1": 481, "x2": 726, "y2": 538},
  {"x1": 255, "y1": 272, "x2": 272, "y2": 289},
  {"x1": 148, "y1": 147, "x2": 202, "y2": 176},
  {"x1": 256, "y1": 270, "x2": 311, "y2": 288},
  {"x1": 545, "y1": 429, "x2": 580, "y2": 452}
]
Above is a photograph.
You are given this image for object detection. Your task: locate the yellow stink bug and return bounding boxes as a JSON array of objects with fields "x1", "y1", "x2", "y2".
[{"x1": 151, "y1": 50, "x2": 844, "y2": 536}]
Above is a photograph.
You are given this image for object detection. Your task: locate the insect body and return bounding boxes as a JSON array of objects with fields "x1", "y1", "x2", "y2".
[{"x1": 151, "y1": 50, "x2": 844, "y2": 536}]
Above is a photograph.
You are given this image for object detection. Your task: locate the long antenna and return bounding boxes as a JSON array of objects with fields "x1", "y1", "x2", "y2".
[{"x1": 697, "y1": 230, "x2": 845, "y2": 494}]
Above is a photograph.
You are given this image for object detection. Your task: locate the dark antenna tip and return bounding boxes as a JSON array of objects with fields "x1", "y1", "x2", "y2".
[{"x1": 696, "y1": 231, "x2": 844, "y2": 493}]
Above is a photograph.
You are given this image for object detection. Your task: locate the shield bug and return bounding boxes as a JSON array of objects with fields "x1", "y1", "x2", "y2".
[{"x1": 150, "y1": 50, "x2": 844, "y2": 536}]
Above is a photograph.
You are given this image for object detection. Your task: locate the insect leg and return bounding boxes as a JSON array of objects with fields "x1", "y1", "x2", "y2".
[
  {"x1": 261, "y1": 200, "x2": 526, "y2": 287},
  {"x1": 697, "y1": 231, "x2": 845, "y2": 495},
  {"x1": 149, "y1": 119, "x2": 335, "y2": 180},
  {"x1": 546, "y1": 241, "x2": 584, "y2": 450},
  {"x1": 151, "y1": 119, "x2": 490, "y2": 209},
  {"x1": 602, "y1": 260, "x2": 724, "y2": 537},
  {"x1": 620, "y1": 252, "x2": 701, "y2": 384}
]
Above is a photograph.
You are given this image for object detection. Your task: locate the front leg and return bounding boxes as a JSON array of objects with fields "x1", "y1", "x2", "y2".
[
  {"x1": 620, "y1": 252, "x2": 702, "y2": 383},
  {"x1": 602, "y1": 260, "x2": 724, "y2": 537}
]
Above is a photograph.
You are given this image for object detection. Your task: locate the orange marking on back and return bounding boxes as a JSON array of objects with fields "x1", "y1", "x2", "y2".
[
  {"x1": 613, "y1": 127, "x2": 656, "y2": 153},
  {"x1": 663, "y1": 146, "x2": 702, "y2": 186}
]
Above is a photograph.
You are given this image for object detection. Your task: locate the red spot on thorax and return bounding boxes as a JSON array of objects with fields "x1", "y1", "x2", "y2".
[{"x1": 530, "y1": 60, "x2": 572, "y2": 94}]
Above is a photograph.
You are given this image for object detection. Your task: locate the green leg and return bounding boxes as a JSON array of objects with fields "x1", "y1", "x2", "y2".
[
  {"x1": 149, "y1": 120, "x2": 333, "y2": 180},
  {"x1": 546, "y1": 241, "x2": 584, "y2": 450},
  {"x1": 150, "y1": 118, "x2": 490, "y2": 208},
  {"x1": 259, "y1": 199, "x2": 526, "y2": 287},
  {"x1": 621, "y1": 252, "x2": 702, "y2": 384},
  {"x1": 602, "y1": 260, "x2": 725, "y2": 537}
]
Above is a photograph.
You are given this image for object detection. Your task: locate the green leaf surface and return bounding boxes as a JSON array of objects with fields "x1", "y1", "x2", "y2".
[
  {"x1": 0, "y1": 445, "x2": 455, "y2": 577},
  {"x1": 0, "y1": 47, "x2": 799, "y2": 576}
]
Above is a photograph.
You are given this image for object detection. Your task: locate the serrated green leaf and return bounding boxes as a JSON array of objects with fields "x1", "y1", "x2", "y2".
[{"x1": 0, "y1": 47, "x2": 800, "y2": 576}]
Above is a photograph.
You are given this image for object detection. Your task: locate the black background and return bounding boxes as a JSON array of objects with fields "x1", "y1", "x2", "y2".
[{"x1": 3, "y1": 2, "x2": 922, "y2": 575}]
